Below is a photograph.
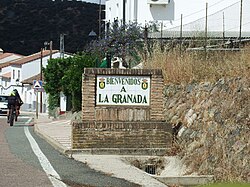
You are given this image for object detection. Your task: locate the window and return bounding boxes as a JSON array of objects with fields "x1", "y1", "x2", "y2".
[
  {"x1": 116, "y1": 3, "x2": 119, "y2": 18},
  {"x1": 18, "y1": 70, "x2": 20, "y2": 80},
  {"x1": 13, "y1": 69, "x2": 15, "y2": 79}
]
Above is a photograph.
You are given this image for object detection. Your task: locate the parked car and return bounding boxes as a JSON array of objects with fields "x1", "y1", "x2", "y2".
[{"x1": 0, "y1": 95, "x2": 8, "y2": 115}]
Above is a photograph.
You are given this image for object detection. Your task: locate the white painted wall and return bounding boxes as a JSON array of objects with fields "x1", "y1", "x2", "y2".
[
  {"x1": 1, "y1": 66, "x2": 11, "y2": 75},
  {"x1": 19, "y1": 52, "x2": 71, "y2": 112},
  {"x1": 21, "y1": 52, "x2": 63, "y2": 81},
  {"x1": 0, "y1": 52, "x2": 71, "y2": 113},
  {"x1": 106, "y1": 0, "x2": 250, "y2": 33},
  {"x1": 60, "y1": 92, "x2": 67, "y2": 112},
  {"x1": 0, "y1": 66, "x2": 15, "y2": 95}
]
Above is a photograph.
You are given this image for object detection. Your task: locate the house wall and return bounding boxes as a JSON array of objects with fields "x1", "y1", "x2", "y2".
[
  {"x1": 19, "y1": 52, "x2": 70, "y2": 112},
  {"x1": 105, "y1": 0, "x2": 250, "y2": 33},
  {"x1": 1, "y1": 66, "x2": 11, "y2": 75},
  {"x1": 11, "y1": 66, "x2": 22, "y2": 85},
  {"x1": 21, "y1": 52, "x2": 62, "y2": 81},
  {"x1": 20, "y1": 85, "x2": 47, "y2": 112},
  {"x1": 0, "y1": 52, "x2": 71, "y2": 112},
  {"x1": 1, "y1": 66, "x2": 12, "y2": 95}
]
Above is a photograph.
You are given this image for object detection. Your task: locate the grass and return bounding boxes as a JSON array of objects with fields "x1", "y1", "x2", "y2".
[
  {"x1": 143, "y1": 44, "x2": 250, "y2": 84},
  {"x1": 199, "y1": 183, "x2": 250, "y2": 187},
  {"x1": 141, "y1": 43, "x2": 250, "y2": 184}
]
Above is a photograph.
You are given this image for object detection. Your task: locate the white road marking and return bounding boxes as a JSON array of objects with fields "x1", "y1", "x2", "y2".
[
  {"x1": 24, "y1": 127, "x2": 68, "y2": 187},
  {"x1": 0, "y1": 116, "x2": 31, "y2": 119},
  {"x1": 25, "y1": 118, "x2": 33, "y2": 125}
]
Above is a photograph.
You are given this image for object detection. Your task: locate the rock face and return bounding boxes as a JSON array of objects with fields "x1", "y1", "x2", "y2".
[{"x1": 164, "y1": 77, "x2": 250, "y2": 182}]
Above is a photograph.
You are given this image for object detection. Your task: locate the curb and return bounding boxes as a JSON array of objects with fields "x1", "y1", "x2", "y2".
[
  {"x1": 34, "y1": 123, "x2": 71, "y2": 155},
  {"x1": 33, "y1": 120, "x2": 215, "y2": 187},
  {"x1": 68, "y1": 148, "x2": 171, "y2": 156},
  {"x1": 153, "y1": 175, "x2": 214, "y2": 186}
]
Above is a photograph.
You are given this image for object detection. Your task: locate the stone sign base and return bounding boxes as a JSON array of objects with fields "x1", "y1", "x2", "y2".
[
  {"x1": 72, "y1": 121, "x2": 172, "y2": 155},
  {"x1": 71, "y1": 68, "x2": 172, "y2": 155}
]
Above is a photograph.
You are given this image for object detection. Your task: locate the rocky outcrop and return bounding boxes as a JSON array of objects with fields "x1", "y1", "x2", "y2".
[{"x1": 164, "y1": 77, "x2": 250, "y2": 182}]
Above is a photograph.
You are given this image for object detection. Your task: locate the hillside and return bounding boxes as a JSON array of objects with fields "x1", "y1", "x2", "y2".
[
  {"x1": 0, "y1": 0, "x2": 103, "y2": 55},
  {"x1": 164, "y1": 77, "x2": 249, "y2": 182},
  {"x1": 143, "y1": 47, "x2": 250, "y2": 183}
]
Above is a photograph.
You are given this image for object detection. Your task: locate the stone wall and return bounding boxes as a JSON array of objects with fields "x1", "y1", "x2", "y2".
[
  {"x1": 164, "y1": 77, "x2": 249, "y2": 182},
  {"x1": 72, "y1": 68, "x2": 172, "y2": 153},
  {"x1": 72, "y1": 121, "x2": 172, "y2": 149}
]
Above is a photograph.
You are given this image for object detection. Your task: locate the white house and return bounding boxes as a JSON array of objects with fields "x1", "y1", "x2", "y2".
[
  {"x1": 0, "y1": 50, "x2": 23, "y2": 95},
  {"x1": 0, "y1": 50, "x2": 23, "y2": 64},
  {"x1": 0, "y1": 50, "x2": 71, "y2": 113},
  {"x1": 105, "y1": 0, "x2": 250, "y2": 37}
]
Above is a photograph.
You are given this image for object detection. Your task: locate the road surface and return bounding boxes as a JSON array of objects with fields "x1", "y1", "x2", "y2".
[{"x1": 0, "y1": 114, "x2": 140, "y2": 187}]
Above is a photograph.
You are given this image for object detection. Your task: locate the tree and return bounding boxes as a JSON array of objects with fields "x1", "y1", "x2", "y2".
[
  {"x1": 43, "y1": 58, "x2": 70, "y2": 113},
  {"x1": 61, "y1": 53, "x2": 96, "y2": 111},
  {"x1": 86, "y1": 21, "x2": 144, "y2": 68},
  {"x1": 43, "y1": 53, "x2": 97, "y2": 113}
]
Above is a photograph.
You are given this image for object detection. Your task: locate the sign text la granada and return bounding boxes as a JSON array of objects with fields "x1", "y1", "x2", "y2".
[{"x1": 96, "y1": 75, "x2": 151, "y2": 106}]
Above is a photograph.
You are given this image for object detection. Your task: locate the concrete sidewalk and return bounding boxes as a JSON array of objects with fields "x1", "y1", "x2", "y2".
[
  {"x1": 33, "y1": 113, "x2": 213, "y2": 187},
  {"x1": 33, "y1": 113, "x2": 169, "y2": 187},
  {"x1": 33, "y1": 113, "x2": 72, "y2": 153}
]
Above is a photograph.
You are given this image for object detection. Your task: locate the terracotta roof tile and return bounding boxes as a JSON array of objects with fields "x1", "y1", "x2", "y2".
[
  {"x1": 21, "y1": 73, "x2": 43, "y2": 85},
  {"x1": 1, "y1": 71, "x2": 11, "y2": 79},
  {"x1": 0, "y1": 53, "x2": 12, "y2": 60},
  {"x1": 0, "y1": 53, "x2": 23, "y2": 60},
  {"x1": 0, "y1": 62, "x2": 10, "y2": 69},
  {"x1": 10, "y1": 50, "x2": 59, "y2": 65}
]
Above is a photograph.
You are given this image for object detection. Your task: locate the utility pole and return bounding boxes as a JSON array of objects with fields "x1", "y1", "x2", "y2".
[
  {"x1": 98, "y1": 0, "x2": 102, "y2": 39},
  {"x1": 144, "y1": 24, "x2": 148, "y2": 63},
  {"x1": 106, "y1": 21, "x2": 110, "y2": 39},
  {"x1": 60, "y1": 34, "x2": 65, "y2": 58},
  {"x1": 123, "y1": 0, "x2": 125, "y2": 25},
  {"x1": 160, "y1": 21, "x2": 163, "y2": 52},
  {"x1": 239, "y1": 0, "x2": 243, "y2": 49},
  {"x1": 40, "y1": 48, "x2": 43, "y2": 113},
  {"x1": 180, "y1": 14, "x2": 183, "y2": 56},
  {"x1": 204, "y1": 2, "x2": 208, "y2": 59},
  {"x1": 223, "y1": 12, "x2": 225, "y2": 45},
  {"x1": 49, "y1": 41, "x2": 53, "y2": 60}
]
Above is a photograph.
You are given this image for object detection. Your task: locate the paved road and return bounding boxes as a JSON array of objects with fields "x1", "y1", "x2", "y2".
[
  {"x1": 0, "y1": 115, "x2": 141, "y2": 187},
  {"x1": 0, "y1": 115, "x2": 53, "y2": 187}
]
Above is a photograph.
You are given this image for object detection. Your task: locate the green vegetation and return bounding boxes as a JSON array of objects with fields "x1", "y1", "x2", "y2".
[
  {"x1": 199, "y1": 183, "x2": 250, "y2": 187},
  {"x1": 144, "y1": 43, "x2": 250, "y2": 184},
  {"x1": 143, "y1": 44, "x2": 250, "y2": 84},
  {"x1": 0, "y1": 0, "x2": 101, "y2": 55},
  {"x1": 43, "y1": 53, "x2": 97, "y2": 113},
  {"x1": 43, "y1": 21, "x2": 146, "y2": 114},
  {"x1": 87, "y1": 21, "x2": 144, "y2": 68}
]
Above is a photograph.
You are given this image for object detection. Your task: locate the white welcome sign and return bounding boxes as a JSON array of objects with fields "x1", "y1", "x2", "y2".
[{"x1": 96, "y1": 75, "x2": 151, "y2": 106}]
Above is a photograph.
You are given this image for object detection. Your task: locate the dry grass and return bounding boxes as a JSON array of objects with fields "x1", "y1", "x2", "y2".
[
  {"x1": 141, "y1": 43, "x2": 250, "y2": 183},
  {"x1": 143, "y1": 44, "x2": 250, "y2": 84}
]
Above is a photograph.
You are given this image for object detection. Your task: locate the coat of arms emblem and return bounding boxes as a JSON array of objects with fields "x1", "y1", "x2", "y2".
[
  {"x1": 141, "y1": 79, "x2": 148, "y2": 90},
  {"x1": 99, "y1": 78, "x2": 105, "y2": 89}
]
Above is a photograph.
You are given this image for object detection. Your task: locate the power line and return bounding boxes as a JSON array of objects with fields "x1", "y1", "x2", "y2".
[
  {"x1": 165, "y1": 1, "x2": 240, "y2": 31},
  {"x1": 173, "y1": 0, "x2": 237, "y2": 22}
]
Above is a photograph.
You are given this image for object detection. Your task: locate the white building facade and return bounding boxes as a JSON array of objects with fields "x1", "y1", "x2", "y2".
[
  {"x1": 105, "y1": 0, "x2": 250, "y2": 37},
  {"x1": 0, "y1": 50, "x2": 71, "y2": 113}
]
